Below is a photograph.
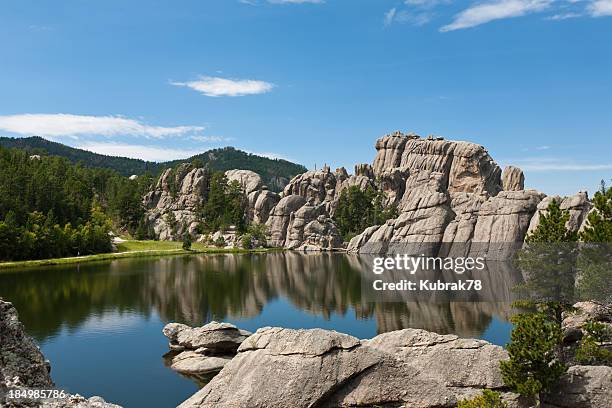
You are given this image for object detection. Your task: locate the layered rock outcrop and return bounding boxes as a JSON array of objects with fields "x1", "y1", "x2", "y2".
[
  {"x1": 141, "y1": 131, "x2": 595, "y2": 254},
  {"x1": 0, "y1": 299, "x2": 120, "y2": 408},
  {"x1": 162, "y1": 321, "x2": 251, "y2": 378},
  {"x1": 178, "y1": 326, "x2": 515, "y2": 408},
  {"x1": 173, "y1": 314, "x2": 611, "y2": 408}
]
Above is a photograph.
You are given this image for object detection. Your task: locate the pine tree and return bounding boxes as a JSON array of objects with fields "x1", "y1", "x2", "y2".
[
  {"x1": 526, "y1": 199, "x2": 577, "y2": 243},
  {"x1": 500, "y1": 312, "x2": 566, "y2": 397},
  {"x1": 580, "y1": 180, "x2": 612, "y2": 242}
]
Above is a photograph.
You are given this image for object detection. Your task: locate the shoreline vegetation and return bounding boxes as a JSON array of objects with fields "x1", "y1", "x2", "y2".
[{"x1": 0, "y1": 239, "x2": 279, "y2": 271}]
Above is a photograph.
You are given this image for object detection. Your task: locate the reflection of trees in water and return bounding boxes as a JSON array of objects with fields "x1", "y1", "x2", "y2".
[{"x1": 0, "y1": 253, "x2": 521, "y2": 342}]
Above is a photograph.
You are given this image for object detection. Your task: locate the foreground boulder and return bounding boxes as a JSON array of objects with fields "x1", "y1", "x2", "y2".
[
  {"x1": 178, "y1": 327, "x2": 514, "y2": 408},
  {"x1": 162, "y1": 321, "x2": 251, "y2": 377},
  {"x1": 542, "y1": 365, "x2": 612, "y2": 408},
  {"x1": 0, "y1": 299, "x2": 120, "y2": 408}
]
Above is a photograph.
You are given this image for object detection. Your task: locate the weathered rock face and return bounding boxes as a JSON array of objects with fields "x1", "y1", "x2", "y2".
[
  {"x1": 542, "y1": 365, "x2": 612, "y2": 408},
  {"x1": 163, "y1": 321, "x2": 251, "y2": 353},
  {"x1": 1, "y1": 299, "x2": 120, "y2": 408},
  {"x1": 246, "y1": 189, "x2": 280, "y2": 224},
  {"x1": 177, "y1": 326, "x2": 514, "y2": 408},
  {"x1": 372, "y1": 132, "x2": 502, "y2": 196},
  {"x1": 143, "y1": 164, "x2": 208, "y2": 240},
  {"x1": 224, "y1": 169, "x2": 263, "y2": 195},
  {"x1": 1, "y1": 299, "x2": 53, "y2": 394},
  {"x1": 162, "y1": 321, "x2": 252, "y2": 378},
  {"x1": 283, "y1": 166, "x2": 337, "y2": 206},
  {"x1": 470, "y1": 190, "x2": 545, "y2": 257},
  {"x1": 502, "y1": 166, "x2": 525, "y2": 191},
  {"x1": 527, "y1": 192, "x2": 592, "y2": 236}
]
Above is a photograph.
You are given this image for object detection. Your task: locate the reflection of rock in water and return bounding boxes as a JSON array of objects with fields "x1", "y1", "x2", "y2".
[
  {"x1": 133, "y1": 253, "x2": 518, "y2": 339},
  {"x1": 0, "y1": 253, "x2": 521, "y2": 342}
]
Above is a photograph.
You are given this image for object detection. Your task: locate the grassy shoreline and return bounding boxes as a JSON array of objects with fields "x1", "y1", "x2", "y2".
[{"x1": 0, "y1": 240, "x2": 278, "y2": 270}]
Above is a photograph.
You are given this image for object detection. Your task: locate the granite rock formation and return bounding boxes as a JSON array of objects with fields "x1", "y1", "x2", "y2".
[
  {"x1": 0, "y1": 299, "x2": 120, "y2": 408},
  {"x1": 141, "y1": 131, "x2": 595, "y2": 253},
  {"x1": 162, "y1": 321, "x2": 251, "y2": 378}
]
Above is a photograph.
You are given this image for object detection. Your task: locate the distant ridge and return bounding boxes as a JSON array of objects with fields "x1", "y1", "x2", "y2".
[{"x1": 0, "y1": 136, "x2": 307, "y2": 191}]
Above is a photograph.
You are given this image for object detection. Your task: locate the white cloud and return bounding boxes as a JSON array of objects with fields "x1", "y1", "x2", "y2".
[
  {"x1": 384, "y1": 8, "x2": 397, "y2": 26},
  {"x1": 440, "y1": 0, "x2": 553, "y2": 31},
  {"x1": 0, "y1": 113, "x2": 204, "y2": 139},
  {"x1": 384, "y1": 7, "x2": 432, "y2": 26},
  {"x1": 171, "y1": 76, "x2": 274, "y2": 97},
  {"x1": 76, "y1": 142, "x2": 203, "y2": 162},
  {"x1": 189, "y1": 135, "x2": 233, "y2": 143},
  {"x1": 588, "y1": 0, "x2": 612, "y2": 16},
  {"x1": 546, "y1": 12, "x2": 583, "y2": 19}
]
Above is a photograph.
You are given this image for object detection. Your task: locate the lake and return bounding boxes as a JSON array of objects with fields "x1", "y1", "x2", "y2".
[{"x1": 0, "y1": 252, "x2": 518, "y2": 407}]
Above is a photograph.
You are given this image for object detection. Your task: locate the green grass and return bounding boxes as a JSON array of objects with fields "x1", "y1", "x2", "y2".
[{"x1": 0, "y1": 240, "x2": 279, "y2": 271}]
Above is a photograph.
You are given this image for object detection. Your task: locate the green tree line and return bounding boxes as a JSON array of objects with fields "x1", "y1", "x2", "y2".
[{"x1": 0, "y1": 146, "x2": 152, "y2": 261}]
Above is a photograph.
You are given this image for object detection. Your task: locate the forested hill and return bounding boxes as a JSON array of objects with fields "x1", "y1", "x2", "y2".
[
  {"x1": 0, "y1": 136, "x2": 307, "y2": 189},
  {"x1": 0, "y1": 136, "x2": 159, "y2": 176}
]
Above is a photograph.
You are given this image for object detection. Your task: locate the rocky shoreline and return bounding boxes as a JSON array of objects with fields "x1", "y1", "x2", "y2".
[
  {"x1": 2, "y1": 298, "x2": 611, "y2": 407},
  {"x1": 0, "y1": 299, "x2": 121, "y2": 408},
  {"x1": 162, "y1": 303, "x2": 612, "y2": 408}
]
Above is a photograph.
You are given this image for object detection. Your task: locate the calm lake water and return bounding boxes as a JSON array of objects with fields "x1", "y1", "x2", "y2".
[{"x1": 0, "y1": 253, "x2": 517, "y2": 408}]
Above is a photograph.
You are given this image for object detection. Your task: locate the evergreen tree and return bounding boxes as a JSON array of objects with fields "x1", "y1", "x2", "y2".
[
  {"x1": 577, "y1": 181, "x2": 612, "y2": 302},
  {"x1": 580, "y1": 180, "x2": 612, "y2": 242},
  {"x1": 333, "y1": 186, "x2": 397, "y2": 241},
  {"x1": 500, "y1": 312, "x2": 566, "y2": 397}
]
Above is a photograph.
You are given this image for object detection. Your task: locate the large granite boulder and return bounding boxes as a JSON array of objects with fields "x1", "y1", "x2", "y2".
[
  {"x1": 470, "y1": 189, "x2": 544, "y2": 258},
  {"x1": 246, "y1": 189, "x2": 280, "y2": 224},
  {"x1": 163, "y1": 321, "x2": 251, "y2": 353},
  {"x1": 162, "y1": 321, "x2": 251, "y2": 378},
  {"x1": 283, "y1": 166, "x2": 337, "y2": 206},
  {"x1": 1, "y1": 299, "x2": 120, "y2": 408},
  {"x1": 1, "y1": 299, "x2": 53, "y2": 394},
  {"x1": 177, "y1": 327, "x2": 516, "y2": 408},
  {"x1": 349, "y1": 170, "x2": 455, "y2": 254},
  {"x1": 542, "y1": 365, "x2": 612, "y2": 408},
  {"x1": 265, "y1": 195, "x2": 307, "y2": 247},
  {"x1": 372, "y1": 131, "x2": 502, "y2": 196},
  {"x1": 225, "y1": 169, "x2": 263, "y2": 195},
  {"x1": 527, "y1": 192, "x2": 592, "y2": 236},
  {"x1": 502, "y1": 166, "x2": 525, "y2": 191},
  {"x1": 143, "y1": 165, "x2": 209, "y2": 240}
]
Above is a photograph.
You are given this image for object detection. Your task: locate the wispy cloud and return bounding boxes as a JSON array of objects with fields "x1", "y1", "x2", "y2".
[
  {"x1": 384, "y1": 0, "x2": 448, "y2": 27},
  {"x1": 502, "y1": 157, "x2": 612, "y2": 171},
  {"x1": 76, "y1": 142, "x2": 203, "y2": 162},
  {"x1": 546, "y1": 11, "x2": 583, "y2": 20},
  {"x1": 0, "y1": 113, "x2": 204, "y2": 139},
  {"x1": 171, "y1": 76, "x2": 274, "y2": 97},
  {"x1": 188, "y1": 135, "x2": 233, "y2": 143},
  {"x1": 588, "y1": 0, "x2": 612, "y2": 16},
  {"x1": 440, "y1": 0, "x2": 553, "y2": 31},
  {"x1": 384, "y1": 8, "x2": 398, "y2": 26}
]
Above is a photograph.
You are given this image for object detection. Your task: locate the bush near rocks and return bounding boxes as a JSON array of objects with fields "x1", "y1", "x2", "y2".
[{"x1": 457, "y1": 390, "x2": 507, "y2": 408}]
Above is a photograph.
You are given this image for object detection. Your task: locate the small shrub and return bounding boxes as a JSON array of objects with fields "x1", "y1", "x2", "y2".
[
  {"x1": 182, "y1": 234, "x2": 192, "y2": 250},
  {"x1": 247, "y1": 223, "x2": 267, "y2": 247},
  {"x1": 575, "y1": 321, "x2": 612, "y2": 365},
  {"x1": 241, "y1": 233, "x2": 253, "y2": 249},
  {"x1": 214, "y1": 235, "x2": 226, "y2": 248},
  {"x1": 457, "y1": 390, "x2": 507, "y2": 408}
]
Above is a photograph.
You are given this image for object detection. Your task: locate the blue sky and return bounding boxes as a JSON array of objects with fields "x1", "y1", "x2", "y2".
[{"x1": 0, "y1": 0, "x2": 610, "y2": 195}]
